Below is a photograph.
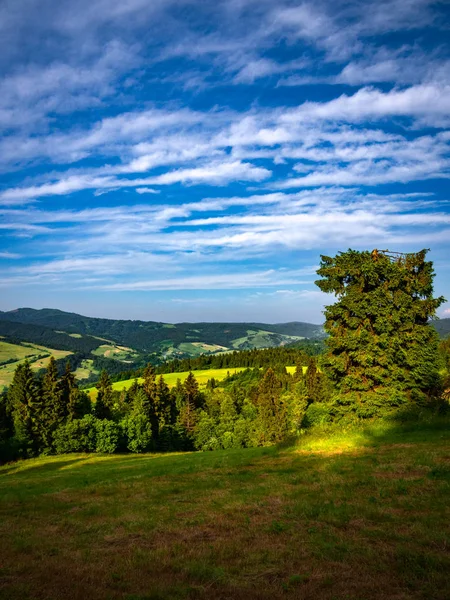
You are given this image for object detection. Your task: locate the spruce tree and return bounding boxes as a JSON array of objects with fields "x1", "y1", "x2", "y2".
[
  {"x1": 8, "y1": 362, "x2": 40, "y2": 455},
  {"x1": 95, "y1": 370, "x2": 114, "y2": 420},
  {"x1": 142, "y1": 364, "x2": 159, "y2": 438},
  {"x1": 40, "y1": 357, "x2": 65, "y2": 450},
  {"x1": 254, "y1": 368, "x2": 288, "y2": 445},
  {"x1": 176, "y1": 373, "x2": 202, "y2": 444},
  {"x1": 315, "y1": 248, "x2": 445, "y2": 415},
  {"x1": 61, "y1": 362, "x2": 90, "y2": 420}
]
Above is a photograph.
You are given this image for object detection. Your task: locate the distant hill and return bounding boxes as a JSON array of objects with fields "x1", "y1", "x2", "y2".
[
  {"x1": 434, "y1": 318, "x2": 450, "y2": 338},
  {"x1": 0, "y1": 308, "x2": 325, "y2": 354}
]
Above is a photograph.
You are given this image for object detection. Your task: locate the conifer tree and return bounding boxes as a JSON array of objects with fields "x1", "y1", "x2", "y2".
[
  {"x1": 40, "y1": 357, "x2": 65, "y2": 450},
  {"x1": 254, "y1": 368, "x2": 288, "y2": 444},
  {"x1": 176, "y1": 373, "x2": 201, "y2": 442},
  {"x1": 0, "y1": 391, "x2": 13, "y2": 443},
  {"x1": 8, "y1": 362, "x2": 40, "y2": 455},
  {"x1": 315, "y1": 248, "x2": 445, "y2": 415},
  {"x1": 94, "y1": 370, "x2": 114, "y2": 420},
  {"x1": 156, "y1": 375, "x2": 173, "y2": 427},
  {"x1": 142, "y1": 364, "x2": 159, "y2": 437},
  {"x1": 61, "y1": 362, "x2": 90, "y2": 420}
]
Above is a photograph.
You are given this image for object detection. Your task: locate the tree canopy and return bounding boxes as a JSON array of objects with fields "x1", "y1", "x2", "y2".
[{"x1": 315, "y1": 248, "x2": 445, "y2": 416}]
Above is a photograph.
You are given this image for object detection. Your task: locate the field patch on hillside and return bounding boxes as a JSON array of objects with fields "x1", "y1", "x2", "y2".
[
  {"x1": 73, "y1": 359, "x2": 100, "y2": 382},
  {"x1": 0, "y1": 341, "x2": 71, "y2": 391},
  {"x1": 87, "y1": 367, "x2": 248, "y2": 399},
  {"x1": 0, "y1": 423, "x2": 449, "y2": 599},
  {"x1": 91, "y1": 344, "x2": 139, "y2": 362}
]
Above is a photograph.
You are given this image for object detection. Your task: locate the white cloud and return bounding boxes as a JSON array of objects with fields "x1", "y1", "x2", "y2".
[
  {"x1": 0, "y1": 160, "x2": 271, "y2": 203},
  {"x1": 135, "y1": 188, "x2": 160, "y2": 194}
]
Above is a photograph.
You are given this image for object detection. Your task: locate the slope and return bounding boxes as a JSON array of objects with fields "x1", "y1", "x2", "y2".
[{"x1": 0, "y1": 421, "x2": 448, "y2": 600}]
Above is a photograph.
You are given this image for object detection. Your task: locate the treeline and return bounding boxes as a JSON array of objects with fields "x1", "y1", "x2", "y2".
[
  {"x1": 0, "y1": 355, "x2": 330, "y2": 462},
  {"x1": 156, "y1": 343, "x2": 323, "y2": 373},
  {"x1": 98, "y1": 345, "x2": 320, "y2": 387}
]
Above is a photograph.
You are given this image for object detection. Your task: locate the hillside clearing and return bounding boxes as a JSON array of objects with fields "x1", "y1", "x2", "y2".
[
  {"x1": 86, "y1": 366, "x2": 297, "y2": 399},
  {"x1": 0, "y1": 422, "x2": 448, "y2": 599},
  {"x1": 0, "y1": 341, "x2": 71, "y2": 391}
]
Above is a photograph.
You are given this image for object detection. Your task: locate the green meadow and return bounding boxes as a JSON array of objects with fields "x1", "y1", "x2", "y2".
[
  {"x1": 87, "y1": 367, "x2": 297, "y2": 399},
  {"x1": 0, "y1": 421, "x2": 449, "y2": 600}
]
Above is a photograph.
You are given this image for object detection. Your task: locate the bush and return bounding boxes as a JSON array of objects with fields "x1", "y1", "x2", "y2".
[
  {"x1": 121, "y1": 414, "x2": 153, "y2": 453},
  {"x1": 95, "y1": 419, "x2": 121, "y2": 453},
  {"x1": 54, "y1": 415, "x2": 98, "y2": 453},
  {"x1": 193, "y1": 412, "x2": 221, "y2": 451},
  {"x1": 302, "y1": 403, "x2": 333, "y2": 427}
]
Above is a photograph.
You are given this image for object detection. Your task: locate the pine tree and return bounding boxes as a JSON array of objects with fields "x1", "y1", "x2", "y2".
[
  {"x1": 95, "y1": 370, "x2": 114, "y2": 420},
  {"x1": 39, "y1": 356, "x2": 65, "y2": 450},
  {"x1": 315, "y1": 248, "x2": 445, "y2": 415},
  {"x1": 254, "y1": 368, "x2": 288, "y2": 445},
  {"x1": 61, "y1": 362, "x2": 90, "y2": 420},
  {"x1": 0, "y1": 391, "x2": 13, "y2": 442},
  {"x1": 184, "y1": 371, "x2": 202, "y2": 409},
  {"x1": 7, "y1": 362, "x2": 40, "y2": 456},
  {"x1": 142, "y1": 364, "x2": 159, "y2": 437},
  {"x1": 176, "y1": 373, "x2": 202, "y2": 445}
]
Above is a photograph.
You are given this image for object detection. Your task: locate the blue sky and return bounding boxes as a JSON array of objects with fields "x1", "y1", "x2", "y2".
[{"x1": 0, "y1": 0, "x2": 449, "y2": 323}]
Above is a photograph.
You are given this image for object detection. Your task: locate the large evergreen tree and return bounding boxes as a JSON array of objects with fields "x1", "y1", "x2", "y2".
[
  {"x1": 39, "y1": 357, "x2": 66, "y2": 450},
  {"x1": 315, "y1": 248, "x2": 445, "y2": 415}
]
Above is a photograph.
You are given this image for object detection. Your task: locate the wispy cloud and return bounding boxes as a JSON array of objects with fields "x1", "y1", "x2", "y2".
[{"x1": 1, "y1": 0, "x2": 449, "y2": 320}]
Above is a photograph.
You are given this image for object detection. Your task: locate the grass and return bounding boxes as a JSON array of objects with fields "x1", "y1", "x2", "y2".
[
  {"x1": 0, "y1": 420, "x2": 449, "y2": 599},
  {"x1": 87, "y1": 367, "x2": 298, "y2": 399},
  {"x1": 86, "y1": 368, "x2": 248, "y2": 399},
  {"x1": 91, "y1": 344, "x2": 139, "y2": 362},
  {"x1": 74, "y1": 358, "x2": 100, "y2": 382},
  {"x1": 0, "y1": 341, "x2": 71, "y2": 391}
]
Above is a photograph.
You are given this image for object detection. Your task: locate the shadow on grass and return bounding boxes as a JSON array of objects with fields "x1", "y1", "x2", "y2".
[{"x1": 0, "y1": 455, "x2": 95, "y2": 477}]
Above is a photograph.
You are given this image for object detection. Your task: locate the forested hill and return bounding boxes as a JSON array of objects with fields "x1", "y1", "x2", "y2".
[
  {"x1": 0, "y1": 308, "x2": 325, "y2": 353},
  {"x1": 434, "y1": 317, "x2": 450, "y2": 338}
]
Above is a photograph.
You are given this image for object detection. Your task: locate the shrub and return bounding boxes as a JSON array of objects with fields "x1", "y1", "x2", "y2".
[
  {"x1": 302, "y1": 403, "x2": 333, "y2": 427},
  {"x1": 54, "y1": 415, "x2": 98, "y2": 453},
  {"x1": 121, "y1": 414, "x2": 153, "y2": 453},
  {"x1": 95, "y1": 419, "x2": 121, "y2": 453}
]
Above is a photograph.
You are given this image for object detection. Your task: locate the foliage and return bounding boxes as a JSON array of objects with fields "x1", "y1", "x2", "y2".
[
  {"x1": 95, "y1": 419, "x2": 121, "y2": 453},
  {"x1": 53, "y1": 415, "x2": 98, "y2": 453},
  {"x1": 121, "y1": 413, "x2": 153, "y2": 453},
  {"x1": 316, "y1": 249, "x2": 445, "y2": 416},
  {"x1": 94, "y1": 370, "x2": 114, "y2": 420}
]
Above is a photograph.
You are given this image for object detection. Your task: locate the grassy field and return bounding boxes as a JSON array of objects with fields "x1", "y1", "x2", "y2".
[
  {"x1": 0, "y1": 421, "x2": 448, "y2": 600},
  {"x1": 0, "y1": 341, "x2": 71, "y2": 391},
  {"x1": 74, "y1": 359, "x2": 100, "y2": 382},
  {"x1": 86, "y1": 368, "x2": 248, "y2": 399},
  {"x1": 91, "y1": 344, "x2": 139, "y2": 362},
  {"x1": 87, "y1": 367, "x2": 297, "y2": 399}
]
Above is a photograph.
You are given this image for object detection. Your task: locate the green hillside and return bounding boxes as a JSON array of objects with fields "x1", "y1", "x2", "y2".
[
  {"x1": 0, "y1": 422, "x2": 448, "y2": 600},
  {"x1": 434, "y1": 317, "x2": 450, "y2": 338},
  {"x1": 0, "y1": 309, "x2": 325, "y2": 387},
  {"x1": 0, "y1": 340, "x2": 72, "y2": 391},
  {"x1": 86, "y1": 366, "x2": 298, "y2": 399},
  {"x1": 0, "y1": 308, "x2": 325, "y2": 353}
]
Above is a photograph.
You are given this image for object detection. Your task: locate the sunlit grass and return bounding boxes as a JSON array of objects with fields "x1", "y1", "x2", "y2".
[{"x1": 87, "y1": 366, "x2": 298, "y2": 399}]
